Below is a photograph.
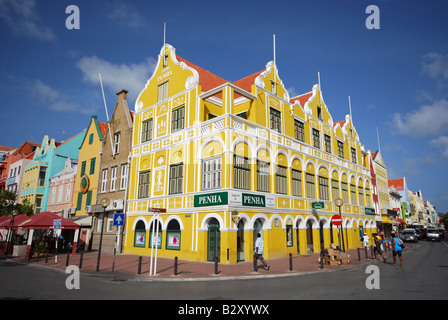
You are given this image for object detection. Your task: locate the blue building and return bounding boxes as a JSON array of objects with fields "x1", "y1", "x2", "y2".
[{"x1": 20, "y1": 130, "x2": 86, "y2": 214}]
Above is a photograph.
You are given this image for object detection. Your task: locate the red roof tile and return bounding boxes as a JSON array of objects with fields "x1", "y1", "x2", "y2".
[
  {"x1": 290, "y1": 92, "x2": 313, "y2": 108},
  {"x1": 177, "y1": 56, "x2": 228, "y2": 93},
  {"x1": 233, "y1": 70, "x2": 264, "y2": 92},
  {"x1": 334, "y1": 120, "x2": 346, "y2": 128},
  {"x1": 98, "y1": 122, "x2": 109, "y2": 139},
  {"x1": 388, "y1": 178, "x2": 404, "y2": 190}
]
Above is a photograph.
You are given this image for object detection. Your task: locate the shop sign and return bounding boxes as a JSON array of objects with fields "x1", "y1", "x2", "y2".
[
  {"x1": 242, "y1": 193, "x2": 265, "y2": 207},
  {"x1": 194, "y1": 192, "x2": 228, "y2": 207},
  {"x1": 311, "y1": 201, "x2": 325, "y2": 209},
  {"x1": 364, "y1": 207, "x2": 376, "y2": 215}
]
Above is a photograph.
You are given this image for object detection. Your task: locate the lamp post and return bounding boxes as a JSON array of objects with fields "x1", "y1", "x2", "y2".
[
  {"x1": 334, "y1": 198, "x2": 346, "y2": 252},
  {"x1": 96, "y1": 197, "x2": 110, "y2": 272},
  {"x1": 5, "y1": 209, "x2": 18, "y2": 255}
]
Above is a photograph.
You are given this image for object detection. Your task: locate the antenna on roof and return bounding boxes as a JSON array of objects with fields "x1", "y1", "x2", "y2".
[
  {"x1": 376, "y1": 127, "x2": 381, "y2": 152},
  {"x1": 318, "y1": 72, "x2": 322, "y2": 107},
  {"x1": 348, "y1": 96, "x2": 353, "y2": 121},
  {"x1": 98, "y1": 72, "x2": 116, "y2": 159},
  {"x1": 163, "y1": 22, "x2": 166, "y2": 48},
  {"x1": 273, "y1": 34, "x2": 277, "y2": 87},
  {"x1": 273, "y1": 34, "x2": 276, "y2": 66}
]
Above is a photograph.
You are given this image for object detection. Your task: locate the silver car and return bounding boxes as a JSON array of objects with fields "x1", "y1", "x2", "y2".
[
  {"x1": 401, "y1": 229, "x2": 418, "y2": 243},
  {"x1": 427, "y1": 228, "x2": 441, "y2": 242}
]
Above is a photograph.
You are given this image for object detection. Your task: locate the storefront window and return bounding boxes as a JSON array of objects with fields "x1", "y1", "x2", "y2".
[
  {"x1": 166, "y1": 220, "x2": 181, "y2": 250},
  {"x1": 134, "y1": 220, "x2": 146, "y2": 247}
]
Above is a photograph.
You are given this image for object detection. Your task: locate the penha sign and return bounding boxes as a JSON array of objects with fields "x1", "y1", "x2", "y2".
[{"x1": 194, "y1": 191, "x2": 275, "y2": 208}]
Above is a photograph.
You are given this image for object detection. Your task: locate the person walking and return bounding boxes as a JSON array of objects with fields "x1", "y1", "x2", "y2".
[
  {"x1": 362, "y1": 233, "x2": 370, "y2": 251},
  {"x1": 373, "y1": 233, "x2": 387, "y2": 262},
  {"x1": 391, "y1": 231, "x2": 404, "y2": 267},
  {"x1": 254, "y1": 233, "x2": 270, "y2": 270}
]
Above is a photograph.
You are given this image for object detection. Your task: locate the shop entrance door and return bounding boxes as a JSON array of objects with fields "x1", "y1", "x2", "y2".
[
  {"x1": 237, "y1": 220, "x2": 245, "y2": 262},
  {"x1": 208, "y1": 218, "x2": 220, "y2": 262}
]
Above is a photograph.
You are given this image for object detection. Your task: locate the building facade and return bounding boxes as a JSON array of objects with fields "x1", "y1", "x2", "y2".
[
  {"x1": 93, "y1": 89, "x2": 133, "y2": 253},
  {"x1": 123, "y1": 44, "x2": 376, "y2": 264},
  {"x1": 4, "y1": 141, "x2": 40, "y2": 199},
  {"x1": 20, "y1": 133, "x2": 85, "y2": 213},
  {"x1": 47, "y1": 157, "x2": 77, "y2": 218},
  {"x1": 72, "y1": 116, "x2": 107, "y2": 250}
]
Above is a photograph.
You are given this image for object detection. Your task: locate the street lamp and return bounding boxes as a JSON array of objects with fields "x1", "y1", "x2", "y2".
[
  {"x1": 96, "y1": 197, "x2": 110, "y2": 272},
  {"x1": 334, "y1": 198, "x2": 346, "y2": 252},
  {"x1": 5, "y1": 209, "x2": 19, "y2": 255}
]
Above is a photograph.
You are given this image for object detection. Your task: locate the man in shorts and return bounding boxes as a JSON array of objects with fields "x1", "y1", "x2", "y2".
[
  {"x1": 372, "y1": 233, "x2": 386, "y2": 262},
  {"x1": 391, "y1": 231, "x2": 404, "y2": 267}
]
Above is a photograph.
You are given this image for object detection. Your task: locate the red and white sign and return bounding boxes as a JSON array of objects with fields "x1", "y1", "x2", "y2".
[{"x1": 331, "y1": 214, "x2": 343, "y2": 226}]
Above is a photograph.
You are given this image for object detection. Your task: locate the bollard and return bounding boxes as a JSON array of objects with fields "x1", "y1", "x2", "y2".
[
  {"x1": 289, "y1": 253, "x2": 293, "y2": 271},
  {"x1": 253, "y1": 254, "x2": 258, "y2": 273},
  {"x1": 45, "y1": 251, "x2": 49, "y2": 264},
  {"x1": 371, "y1": 245, "x2": 374, "y2": 259},
  {"x1": 357, "y1": 247, "x2": 361, "y2": 261},
  {"x1": 174, "y1": 256, "x2": 178, "y2": 276},
  {"x1": 79, "y1": 252, "x2": 84, "y2": 269},
  {"x1": 36, "y1": 250, "x2": 40, "y2": 263},
  {"x1": 138, "y1": 256, "x2": 142, "y2": 274},
  {"x1": 66, "y1": 253, "x2": 70, "y2": 267},
  {"x1": 365, "y1": 247, "x2": 368, "y2": 259},
  {"x1": 214, "y1": 256, "x2": 219, "y2": 275},
  {"x1": 320, "y1": 252, "x2": 324, "y2": 269}
]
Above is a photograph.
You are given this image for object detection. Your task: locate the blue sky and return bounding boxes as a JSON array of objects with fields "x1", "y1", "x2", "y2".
[{"x1": 1, "y1": 0, "x2": 447, "y2": 212}]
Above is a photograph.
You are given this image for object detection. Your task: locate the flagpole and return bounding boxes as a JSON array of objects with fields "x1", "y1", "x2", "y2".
[
  {"x1": 98, "y1": 73, "x2": 115, "y2": 158},
  {"x1": 349, "y1": 96, "x2": 353, "y2": 121}
]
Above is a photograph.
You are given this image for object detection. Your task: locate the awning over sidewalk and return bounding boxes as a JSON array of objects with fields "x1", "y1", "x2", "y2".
[
  {"x1": 20, "y1": 211, "x2": 80, "y2": 230},
  {"x1": 0, "y1": 215, "x2": 33, "y2": 229}
]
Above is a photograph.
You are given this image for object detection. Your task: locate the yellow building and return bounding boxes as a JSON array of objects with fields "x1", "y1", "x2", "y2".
[
  {"x1": 123, "y1": 44, "x2": 376, "y2": 264},
  {"x1": 72, "y1": 116, "x2": 108, "y2": 248}
]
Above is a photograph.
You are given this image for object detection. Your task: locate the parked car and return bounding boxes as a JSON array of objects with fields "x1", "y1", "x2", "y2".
[
  {"x1": 414, "y1": 229, "x2": 422, "y2": 239},
  {"x1": 427, "y1": 228, "x2": 441, "y2": 242},
  {"x1": 401, "y1": 229, "x2": 418, "y2": 243}
]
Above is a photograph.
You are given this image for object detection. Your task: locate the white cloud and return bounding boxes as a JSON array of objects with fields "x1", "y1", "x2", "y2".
[
  {"x1": 31, "y1": 79, "x2": 92, "y2": 114},
  {"x1": 422, "y1": 53, "x2": 448, "y2": 87},
  {"x1": 0, "y1": 0, "x2": 55, "y2": 41},
  {"x1": 430, "y1": 136, "x2": 448, "y2": 158},
  {"x1": 391, "y1": 99, "x2": 448, "y2": 136},
  {"x1": 76, "y1": 56, "x2": 157, "y2": 100}
]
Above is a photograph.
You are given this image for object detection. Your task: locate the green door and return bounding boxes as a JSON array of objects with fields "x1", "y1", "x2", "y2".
[{"x1": 207, "y1": 218, "x2": 220, "y2": 262}]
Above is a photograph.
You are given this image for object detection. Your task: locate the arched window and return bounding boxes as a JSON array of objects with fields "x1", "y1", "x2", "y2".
[
  {"x1": 166, "y1": 219, "x2": 181, "y2": 250},
  {"x1": 134, "y1": 220, "x2": 146, "y2": 247},
  {"x1": 149, "y1": 220, "x2": 163, "y2": 249}
]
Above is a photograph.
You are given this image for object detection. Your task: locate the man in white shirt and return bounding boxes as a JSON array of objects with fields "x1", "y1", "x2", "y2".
[{"x1": 254, "y1": 233, "x2": 270, "y2": 270}]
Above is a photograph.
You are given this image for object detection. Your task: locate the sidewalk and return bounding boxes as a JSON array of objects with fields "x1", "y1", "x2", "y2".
[{"x1": 8, "y1": 244, "x2": 409, "y2": 281}]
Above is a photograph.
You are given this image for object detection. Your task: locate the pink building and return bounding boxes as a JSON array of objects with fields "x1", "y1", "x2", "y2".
[{"x1": 47, "y1": 158, "x2": 77, "y2": 218}]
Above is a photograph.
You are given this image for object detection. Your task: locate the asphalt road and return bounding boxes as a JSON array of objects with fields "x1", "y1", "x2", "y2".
[{"x1": 1, "y1": 239, "x2": 447, "y2": 302}]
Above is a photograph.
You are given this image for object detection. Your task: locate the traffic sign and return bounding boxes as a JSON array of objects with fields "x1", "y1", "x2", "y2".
[
  {"x1": 331, "y1": 214, "x2": 343, "y2": 226},
  {"x1": 311, "y1": 201, "x2": 325, "y2": 209},
  {"x1": 53, "y1": 219, "x2": 62, "y2": 230},
  {"x1": 113, "y1": 213, "x2": 125, "y2": 226}
]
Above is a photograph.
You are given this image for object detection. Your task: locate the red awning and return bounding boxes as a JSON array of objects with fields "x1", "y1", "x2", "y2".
[
  {"x1": 20, "y1": 211, "x2": 80, "y2": 230},
  {"x1": 0, "y1": 215, "x2": 33, "y2": 229},
  {"x1": 397, "y1": 218, "x2": 406, "y2": 224}
]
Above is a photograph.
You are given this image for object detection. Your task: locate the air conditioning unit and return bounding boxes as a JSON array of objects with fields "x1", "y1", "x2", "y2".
[
  {"x1": 86, "y1": 205, "x2": 92, "y2": 213},
  {"x1": 69, "y1": 207, "x2": 76, "y2": 215}
]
